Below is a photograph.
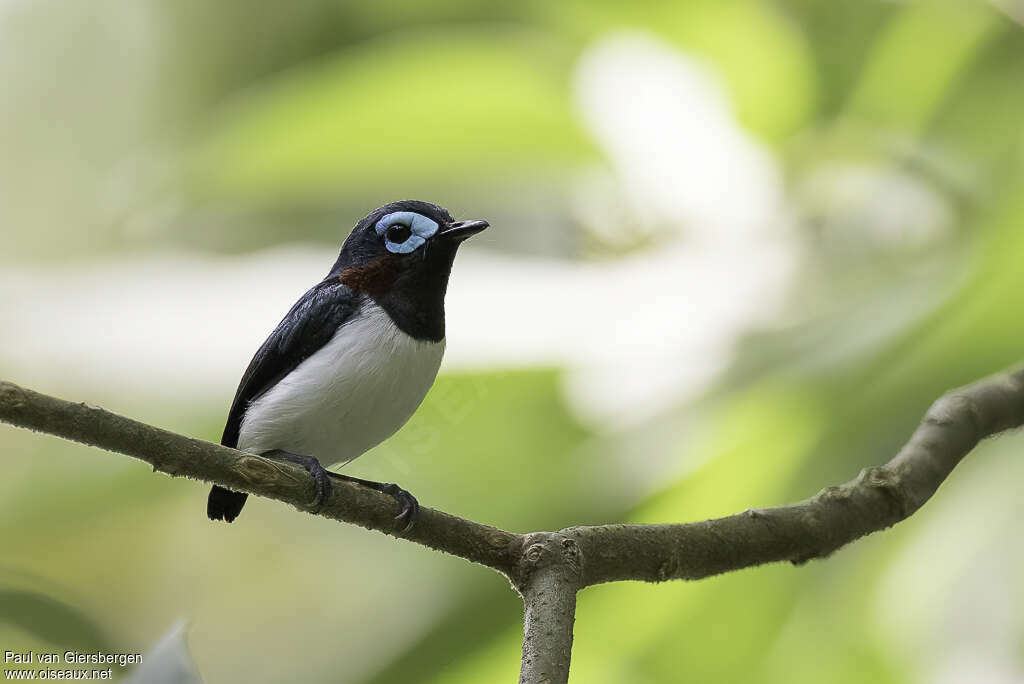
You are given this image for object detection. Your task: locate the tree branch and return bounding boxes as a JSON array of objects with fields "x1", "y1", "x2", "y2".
[
  {"x1": 2, "y1": 364, "x2": 1023, "y2": 684},
  {"x1": 517, "y1": 533, "x2": 582, "y2": 683},
  {"x1": 0, "y1": 381, "x2": 524, "y2": 581},
  {"x1": 563, "y1": 365, "x2": 1024, "y2": 586}
]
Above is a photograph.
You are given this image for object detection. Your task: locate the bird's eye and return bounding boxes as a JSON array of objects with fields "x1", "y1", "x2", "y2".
[
  {"x1": 386, "y1": 223, "x2": 412, "y2": 245},
  {"x1": 375, "y1": 211, "x2": 438, "y2": 254}
]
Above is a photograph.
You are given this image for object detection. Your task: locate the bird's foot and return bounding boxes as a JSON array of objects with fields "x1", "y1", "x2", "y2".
[
  {"x1": 379, "y1": 482, "x2": 420, "y2": 533},
  {"x1": 263, "y1": 450, "x2": 332, "y2": 513},
  {"x1": 328, "y1": 473, "x2": 420, "y2": 533}
]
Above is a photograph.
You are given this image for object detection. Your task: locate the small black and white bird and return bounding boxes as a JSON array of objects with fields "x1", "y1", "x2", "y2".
[{"x1": 207, "y1": 200, "x2": 488, "y2": 530}]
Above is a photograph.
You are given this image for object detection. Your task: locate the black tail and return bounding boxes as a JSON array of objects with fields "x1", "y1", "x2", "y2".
[{"x1": 207, "y1": 486, "x2": 248, "y2": 522}]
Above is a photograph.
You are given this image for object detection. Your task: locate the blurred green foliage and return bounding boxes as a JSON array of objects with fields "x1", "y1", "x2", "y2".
[
  {"x1": 197, "y1": 28, "x2": 594, "y2": 201},
  {"x1": 2, "y1": 0, "x2": 1024, "y2": 682}
]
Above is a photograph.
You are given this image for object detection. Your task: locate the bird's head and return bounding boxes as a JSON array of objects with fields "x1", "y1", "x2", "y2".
[{"x1": 329, "y1": 200, "x2": 488, "y2": 340}]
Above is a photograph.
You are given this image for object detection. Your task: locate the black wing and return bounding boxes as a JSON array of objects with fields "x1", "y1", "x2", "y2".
[{"x1": 220, "y1": 277, "x2": 359, "y2": 449}]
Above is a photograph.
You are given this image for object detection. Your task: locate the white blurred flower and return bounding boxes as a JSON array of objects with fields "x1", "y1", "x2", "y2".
[
  {"x1": 573, "y1": 32, "x2": 786, "y2": 245},
  {"x1": 558, "y1": 32, "x2": 798, "y2": 424}
]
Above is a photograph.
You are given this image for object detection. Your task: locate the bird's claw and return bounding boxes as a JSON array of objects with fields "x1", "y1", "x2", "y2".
[
  {"x1": 308, "y1": 466, "x2": 332, "y2": 513},
  {"x1": 264, "y1": 450, "x2": 332, "y2": 513},
  {"x1": 380, "y1": 483, "x2": 419, "y2": 533},
  {"x1": 322, "y1": 471, "x2": 419, "y2": 533}
]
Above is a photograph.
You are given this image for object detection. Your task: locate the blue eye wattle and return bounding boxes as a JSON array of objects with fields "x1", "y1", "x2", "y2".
[{"x1": 375, "y1": 211, "x2": 439, "y2": 254}]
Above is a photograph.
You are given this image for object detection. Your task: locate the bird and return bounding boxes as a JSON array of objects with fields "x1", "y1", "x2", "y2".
[{"x1": 207, "y1": 200, "x2": 488, "y2": 530}]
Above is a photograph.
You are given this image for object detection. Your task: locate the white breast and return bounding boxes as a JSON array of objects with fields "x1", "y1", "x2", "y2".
[{"x1": 236, "y1": 299, "x2": 445, "y2": 466}]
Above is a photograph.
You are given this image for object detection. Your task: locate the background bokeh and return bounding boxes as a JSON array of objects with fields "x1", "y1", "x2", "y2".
[{"x1": 3, "y1": 0, "x2": 1024, "y2": 682}]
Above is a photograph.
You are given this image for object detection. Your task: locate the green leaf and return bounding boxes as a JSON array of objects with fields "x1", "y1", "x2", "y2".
[
  {"x1": 846, "y1": 2, "x2": 1000, "y2": 130},
  {"x1": 194, "y1": 27, "x2": 596, "y2": 201}
]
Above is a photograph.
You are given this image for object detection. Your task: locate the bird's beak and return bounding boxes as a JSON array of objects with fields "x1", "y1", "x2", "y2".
[{"x1": 438, "y1": 219, "x2": 489, "y2": 243}]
